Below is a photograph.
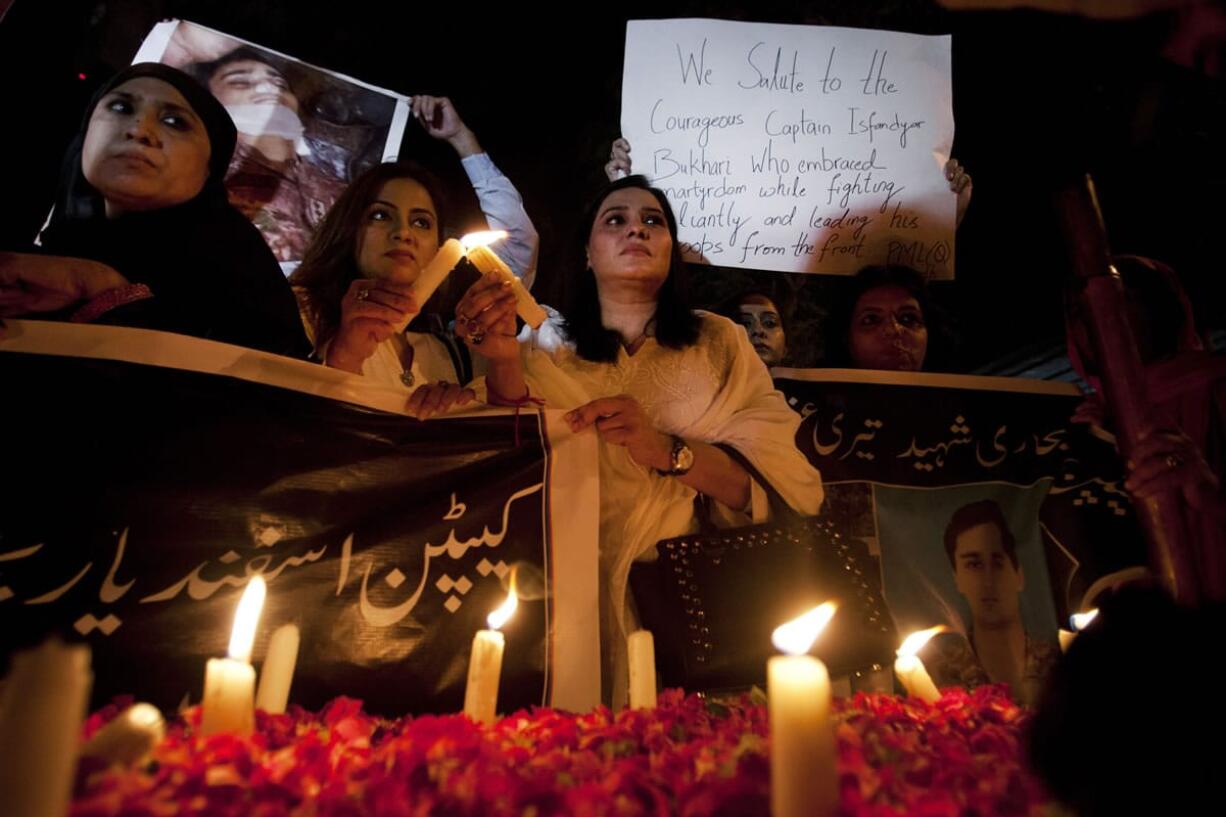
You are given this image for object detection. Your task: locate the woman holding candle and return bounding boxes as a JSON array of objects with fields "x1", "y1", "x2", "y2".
[
  {"x1": 291, "y1": 96, "x2": 537, "y2": 416},
  {"x1": 458, "y1": 175, "x2": 823, "y2": 706}
]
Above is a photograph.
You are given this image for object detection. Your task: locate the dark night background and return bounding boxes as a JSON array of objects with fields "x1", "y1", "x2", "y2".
[{"x1": 2, "y1": 0, "x2": 1222, "y2": 372}]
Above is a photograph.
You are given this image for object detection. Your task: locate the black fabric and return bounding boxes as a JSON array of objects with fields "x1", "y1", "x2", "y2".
[
  {"x1": 37, "y1": 63, "x2": 309, "y2": 358},
  {"x1": 0, "y1": 345, "x2": 553, "y2": 716},
  {"x1": 40, "y1": 205, "x2": 311, "y2": 357}
]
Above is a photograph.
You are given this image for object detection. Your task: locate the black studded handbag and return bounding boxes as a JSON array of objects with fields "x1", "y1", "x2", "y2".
[{"x1": 629, "y1": 450, "x2": 896, "y2": 693}]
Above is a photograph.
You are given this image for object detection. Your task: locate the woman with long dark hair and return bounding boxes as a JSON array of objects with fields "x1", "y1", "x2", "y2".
[
  {"x1": 290, "y1": 99, "x2": 536, "y2": 416},
  {"x1": 457, "y1": 175, "x2": 822, "y2": 704}
]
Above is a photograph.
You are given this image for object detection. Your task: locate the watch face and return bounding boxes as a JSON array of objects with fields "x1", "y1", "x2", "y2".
[{"x1": 675, "y1": 443, "x2": 695, "y2": 473}]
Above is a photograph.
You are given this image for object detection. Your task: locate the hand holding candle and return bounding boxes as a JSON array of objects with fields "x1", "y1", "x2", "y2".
[
  {"x1": 407, "y1": 231, "x2": 546, "y2": 332},
  {"x1": 894, "y1": 626, "x2": 944, "y2": 703},
  {"x1": 201, "y1": 576, "x2": 266, "y2": 737},
  {"x1": 464, "y1": 585, "x2": 517, "y2": 725},
  {"x1": 768, "y1": 602, "x2": 839, "y2": 817},
  {"x1": 460, "y1": 231, "x2": 547, "y2": 329}
]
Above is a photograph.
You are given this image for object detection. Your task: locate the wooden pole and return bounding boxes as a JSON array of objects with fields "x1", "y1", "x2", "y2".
[{"x1": 1056, "y1": 175, "x2": 1200, "y2": 605}]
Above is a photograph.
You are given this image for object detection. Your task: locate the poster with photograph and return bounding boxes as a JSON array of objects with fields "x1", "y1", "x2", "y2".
[
  {"x1": 134, "y1": 20, "x2": 411, "y2": 270},
  {"x1": 776, "y1": 368, "x2": 1148, "y2": 702}
]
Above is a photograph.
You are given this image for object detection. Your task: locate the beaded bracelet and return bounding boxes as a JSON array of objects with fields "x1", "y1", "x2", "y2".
[{"x1": 70, "y1": 284, "x2": 154, "y2": 324}]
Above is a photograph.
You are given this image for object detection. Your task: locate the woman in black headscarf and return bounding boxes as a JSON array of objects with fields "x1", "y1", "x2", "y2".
[{"x1": 0, "y1": 63, "x2": 309, "y2": 357}]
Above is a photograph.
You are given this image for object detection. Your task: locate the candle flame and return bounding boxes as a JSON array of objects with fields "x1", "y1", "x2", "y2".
[
  {"x1": 1070, "y1": 608, "x2": 1100, "y2": 631},
  {"x1": 487, "y1": 586, "x2": 518, "y2": 631},
  {"x1": 771, "y1": 602, "x2": 837, "y2": 655},
  {"x1": 461, "y1": 230, "x2": 508, "y2": 250},
  {"x1": 227, "y1": 576, "x2": 266, "y2": 663},
  {"x1": 897, "y1": 625, "x2": 946, "y2": 658}
]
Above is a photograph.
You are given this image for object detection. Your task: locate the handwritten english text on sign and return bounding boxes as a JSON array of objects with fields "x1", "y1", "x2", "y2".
[{"x1": 621, "y1": 19, "x2": 954, "y2": 278}]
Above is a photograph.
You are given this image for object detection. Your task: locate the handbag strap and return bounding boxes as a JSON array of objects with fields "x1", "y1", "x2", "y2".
[
  {"x1": 715, "y1": 443, "x2": 807, "y2": 525},
  {"x1": 687, "y1": 444, "x2": 807, "y2": 534}
]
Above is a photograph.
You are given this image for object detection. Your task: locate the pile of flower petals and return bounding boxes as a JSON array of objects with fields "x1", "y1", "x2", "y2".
[{"x1": 71, "y1": 686, "x2": 1051, "y2": 817}]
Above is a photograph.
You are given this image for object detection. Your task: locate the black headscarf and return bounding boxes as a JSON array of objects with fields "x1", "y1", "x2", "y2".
[
  {"x1": 50, "y1": 62, "x2": 237, "y2": 223},
  {"x1": 38, "y1": 63, "x2": 310, "y2": 358}
]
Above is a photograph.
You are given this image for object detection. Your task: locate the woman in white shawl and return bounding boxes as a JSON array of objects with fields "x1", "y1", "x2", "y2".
[{"x1": 457, "y1": 176, "x2": 823, "y2": 705}]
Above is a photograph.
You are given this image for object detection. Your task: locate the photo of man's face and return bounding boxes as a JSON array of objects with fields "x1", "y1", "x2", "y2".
[
  {"x1": 952, "y1": 521, "x2": 1024, "y2": 629},
  {"x1": 208, "y1": 59, "x2": 298, "y2": 112}
]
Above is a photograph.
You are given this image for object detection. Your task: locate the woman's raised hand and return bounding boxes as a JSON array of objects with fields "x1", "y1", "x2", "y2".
[
  {"x1": 945, "y1": 158, "x2": 973, "y2": 228},
  {"x1": 413, "y1": 95, "x2": 481, "y2": 158},
  {"x1": 455, "y1": 271, "x2": 519, "y2": 362},
  {"x1": 604, "y1": 138, "x2": 632, "y2": 182},
  {"x1": 325, "y1": 279, "x2": 417, "y2": 373},
  {"x1": 566, "y1": 395, "x2": 673, "y2": 471},
  {"x1": 0, "y1": 252, "x2": 129, "y2": 317}
]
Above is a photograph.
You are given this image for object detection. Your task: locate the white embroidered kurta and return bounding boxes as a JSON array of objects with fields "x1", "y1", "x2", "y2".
[
  {"x1": 358, "y1": 331, "x2": 462, "y2": 389},
  {"x1": 493, "y1": 310, "x2": 824, "y2": 705}
]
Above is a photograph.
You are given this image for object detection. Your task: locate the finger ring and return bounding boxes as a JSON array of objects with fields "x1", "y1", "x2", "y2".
[
  {"x1": 467, "y1": 329, "x2": 486, "y2": 346},
  {"x1": 1165, "y1": 454, "x2": 1183, "y2": 470},
  {"x1": 356, "y1": 288, "x2": 370, "y2": 302},
  {"x1": 456, "y1": 311, "x2": 472, "y2": 324}
]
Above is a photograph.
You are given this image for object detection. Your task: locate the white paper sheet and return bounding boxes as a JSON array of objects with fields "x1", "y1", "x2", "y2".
[{"x1": 622, "y1": 19, "x2": 955, "y2": 277}]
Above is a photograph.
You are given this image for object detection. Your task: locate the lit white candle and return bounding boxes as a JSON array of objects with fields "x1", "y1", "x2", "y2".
[
  {"x1": 201, "y1": 576, "x2": 266, "y2": 737},
  {"x1": 463, "y1": 587, "x2": 517, "y2": 725},
  {"x1": 0, "y1": 639, "x2": 92, "y2": 817},
  {"x1": 627, "y1": 630, "x2": 657, "y2": 709},
  {"x1": 461, "y1": 231, "x2": 547, "y2": 329},
  {"x1": 768, "y1": 602, "x2": 839, "y2": 817},
  {"x1": 255, "y1": 623, "x2": 300, "y2": 714},
  {"x1": 1058, "y1": 608, "x2": 1099, "y2": 653},
  {"x1": 894, "y1": 626, "x2": 944, "y2": 703},
  {"x1": 81, "y1": 702, "x2": 165, "y2": 766},
  {"x1": 404, "y1": 238, "x2": 465, "y2": 329}
]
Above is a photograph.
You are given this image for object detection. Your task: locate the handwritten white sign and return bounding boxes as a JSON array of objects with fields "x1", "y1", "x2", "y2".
[{"x1": 621, "y1": 19, "x2": 955, "y2": 278}]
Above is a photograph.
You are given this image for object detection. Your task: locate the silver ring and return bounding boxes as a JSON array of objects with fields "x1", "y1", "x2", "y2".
[
  {"x1": 355, "y1": 287, "x2": 370, "y2": 302},
  {"x1": 1165, "y1": 454, "x2": 1183, "y2": 470}
]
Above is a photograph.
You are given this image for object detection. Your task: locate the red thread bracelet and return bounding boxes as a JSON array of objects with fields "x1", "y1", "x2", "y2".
[{"x1": 486, "y1": 382, "x2": 544, "y2": 446}]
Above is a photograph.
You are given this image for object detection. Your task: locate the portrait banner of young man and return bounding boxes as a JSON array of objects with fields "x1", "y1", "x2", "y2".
[{"x1": 775, "y1": 367, "x2": 1150, "y2": 703}]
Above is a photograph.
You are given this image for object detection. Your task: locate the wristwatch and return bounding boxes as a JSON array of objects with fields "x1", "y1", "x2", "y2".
[{"x1": 656, "y1": 434, "x2": 695, "y2": 477}]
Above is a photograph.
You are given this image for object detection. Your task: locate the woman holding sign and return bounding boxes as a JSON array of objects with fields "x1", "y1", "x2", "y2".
[
  {"x1": 291, "y1": 96, "x2": 537, "y2": 417},
  {"x1": 457, "y1": 175, "x2": 823, "y2": 705}
]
